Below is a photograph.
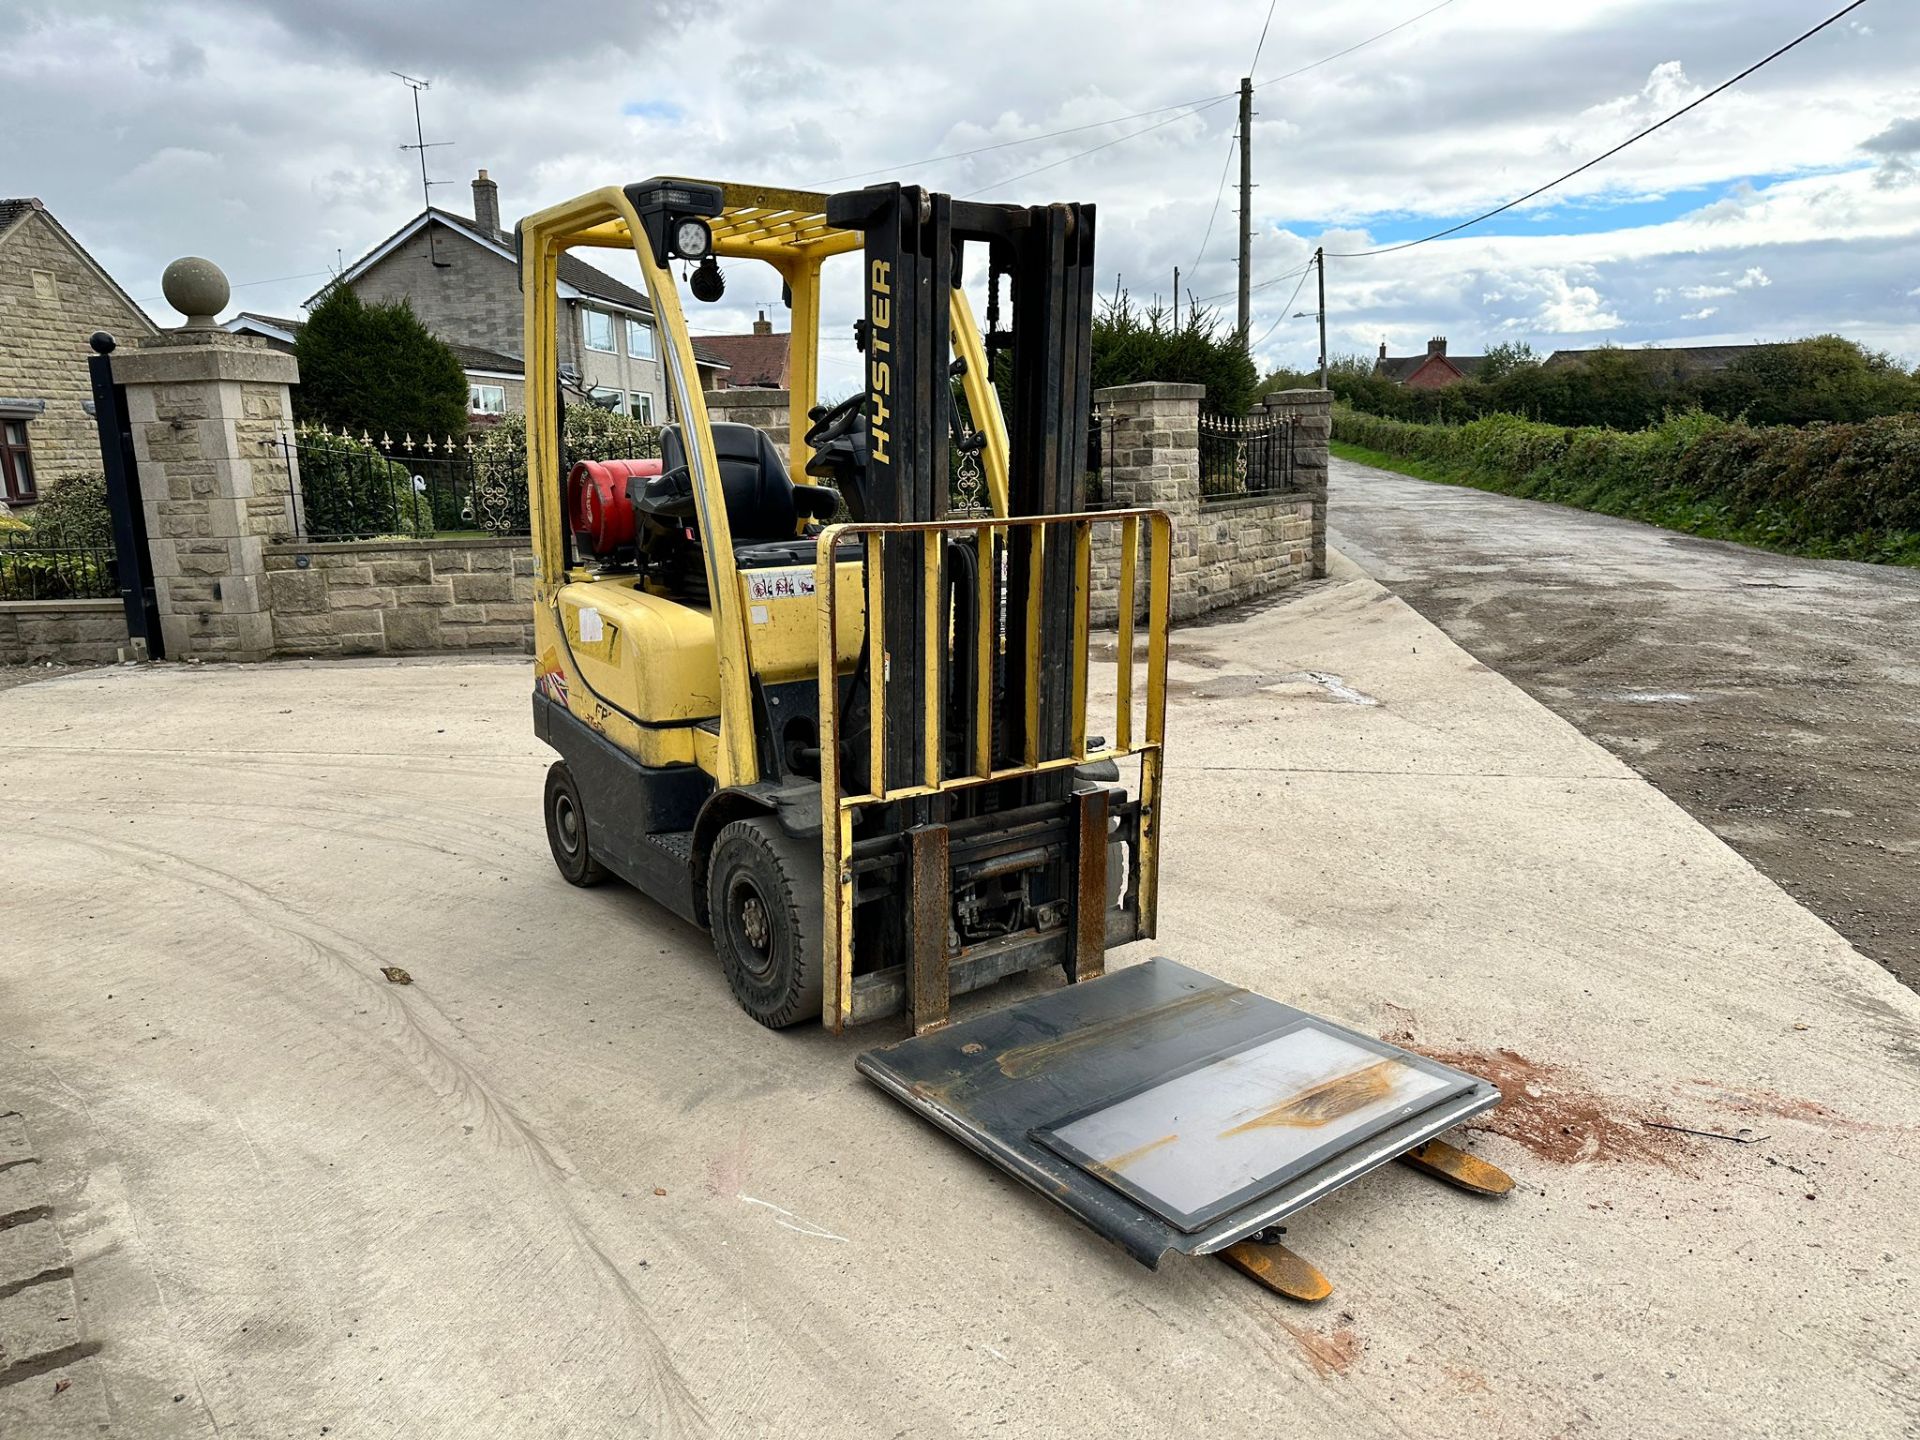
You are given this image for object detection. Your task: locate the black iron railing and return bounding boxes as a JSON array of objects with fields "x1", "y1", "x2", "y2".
[
  {"x1": 280, "y1": 427, "x2": 533, "y2": 541},
  {"x1": 0, "y1": 521, "x2": 117, "y2": 600},
  {"x1": 1198, "y1": 412, "x2": 1297, "y2": 502}
]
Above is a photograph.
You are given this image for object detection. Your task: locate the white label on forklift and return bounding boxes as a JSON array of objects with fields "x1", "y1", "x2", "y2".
[
  {"x1": 749, "y1": 604, "x2": 769, "y2": 625},
  {"x1": 745, "y1": 568, "x2": 815, "y2": 602},
  {"x1": 578, "y1": 607, "x2": 603, "y2": 643}
]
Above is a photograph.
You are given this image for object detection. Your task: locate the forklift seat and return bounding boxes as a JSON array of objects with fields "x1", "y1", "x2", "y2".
[{"x1": 643, "y1": 422, "x2": 839, "y2": 551}]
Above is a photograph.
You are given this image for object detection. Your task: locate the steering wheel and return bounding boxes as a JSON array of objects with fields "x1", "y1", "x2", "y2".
[{"x1": 805, "y1": 393, "x2": 866, "y2": 448}]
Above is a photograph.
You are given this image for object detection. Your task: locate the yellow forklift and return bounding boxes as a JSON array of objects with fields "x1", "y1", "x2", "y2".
[{"x1": 518, "y1": 177, "x2": 1511, "y2": 1298}]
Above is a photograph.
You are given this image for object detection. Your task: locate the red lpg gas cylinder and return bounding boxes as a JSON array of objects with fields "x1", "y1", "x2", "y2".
[{"x1": 566, "y1": 458, "x2": 660, "y2": 556}]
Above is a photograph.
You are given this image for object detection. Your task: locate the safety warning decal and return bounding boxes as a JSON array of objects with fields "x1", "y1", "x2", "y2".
[{"x1": 745, "y1": 567, "x2": 816, "y2": 602}]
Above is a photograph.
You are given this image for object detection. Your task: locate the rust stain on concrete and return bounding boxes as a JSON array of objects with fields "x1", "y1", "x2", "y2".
[
  {"x1": 1402, "y1": 1041, "x2": 1689, "y2": 1170},
  {"x1": 1279, "y1": 1318, "x2": 1363, "y2": 1378}
]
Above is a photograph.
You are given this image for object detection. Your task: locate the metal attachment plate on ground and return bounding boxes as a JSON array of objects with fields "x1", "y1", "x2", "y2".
[{"x1": 856, "y1": 958, "x2": 1501, "y2": 1268}]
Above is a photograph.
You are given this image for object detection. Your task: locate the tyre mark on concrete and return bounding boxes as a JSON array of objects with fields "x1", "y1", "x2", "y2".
[{"x1": 29, "y1": 823, "x2": 711, "y2": 1440}]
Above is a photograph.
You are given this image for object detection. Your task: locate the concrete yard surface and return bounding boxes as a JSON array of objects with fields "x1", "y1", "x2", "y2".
[{"x1": 2, "y1": 555, "x2": 1917, "y2": 1438}]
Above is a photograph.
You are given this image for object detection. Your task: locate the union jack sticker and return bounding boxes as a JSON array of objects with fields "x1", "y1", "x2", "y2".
[{"x1": 535, "y1": 668, "x2": 570, "y2": 706}]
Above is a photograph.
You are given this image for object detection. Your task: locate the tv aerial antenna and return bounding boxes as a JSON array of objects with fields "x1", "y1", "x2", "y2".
[{"x1": 393, "y1": 71, "x2": 455, "y2": 268}]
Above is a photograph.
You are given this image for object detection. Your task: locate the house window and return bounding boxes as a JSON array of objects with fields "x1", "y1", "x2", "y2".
[
  {"x1": 589, "y1": 388, "x2": 625, "y2": 414},
  {"x1": 629, "y1": 392, "x2": 653, "y2": 424},
  {"x1": 468, "y1": 382, "x2": 506, "y2": 415},
  {"x1": 583, "y1": 309, "x2": 615, "y2": 353},
  {"x1": 0, "y1": 420, "x2": 34, "y2": 504},
  {"x1": 625, "y1": 318, "x2": 655, "y2": 360}
]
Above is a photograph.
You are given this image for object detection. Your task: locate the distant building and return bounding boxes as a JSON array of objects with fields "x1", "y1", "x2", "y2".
[
  {"x1": 0, "y1": 197, "x2": 159, "y2": 504},
  {"x1": 696, "y1": 310, "x2": 790, "y2": 390},
  {"x1": 277, "y1": 171, "x2": 725, "y2": 426},
  {"x1": 1541, "y1": 344, "x2": 1769, "y2": 375},
  {"x1": 1373, "y1": 337, "x2": 1486, "y2": 389}
]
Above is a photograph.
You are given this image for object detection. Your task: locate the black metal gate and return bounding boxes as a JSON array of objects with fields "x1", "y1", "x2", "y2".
[
  {"x1": 1198, "y1": 411, "x2": 1297, "y2": 502},
  {"x1": 86, "y1": 332, "x2": 164, "y2": 658}
]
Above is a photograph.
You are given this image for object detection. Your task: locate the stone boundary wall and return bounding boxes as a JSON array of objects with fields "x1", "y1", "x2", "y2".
[
  {"x1": 264, "y1": 537, "x2": 534, "y2": 657},
  {"x1": 1087, "y1": 383, "x2": 1329, "y2": 625},
  {"x1": 705, "y1": 387, "x2": 791, "y2": 463},
  {"x1": 0, "y1": 598, "x2": 128, "y2": 665},
  {"x1": 1187, "y1": 491, "x2": 1317, "y2": 614}
]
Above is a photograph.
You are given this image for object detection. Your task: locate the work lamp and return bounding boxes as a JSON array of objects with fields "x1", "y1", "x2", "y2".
[{"x1": 672, "y1": 217, "x2": 712, "y2": 260}]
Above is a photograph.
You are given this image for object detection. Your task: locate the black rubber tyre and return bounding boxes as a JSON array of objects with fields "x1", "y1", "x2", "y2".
[
  {"x1": 706, "y1": 817, "x2": 824, "y2": 1029},
  {"x1": 544, "y1": 761, "x2": 606, "y2": 887}
]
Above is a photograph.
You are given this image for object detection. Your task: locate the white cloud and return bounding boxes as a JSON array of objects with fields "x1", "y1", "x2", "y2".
[
  {"x1": 4, "y1": 0, "x2": 1917, "y2": 379},
  {"x1": 1681, "y1": 306, "x2": 1719, "y2": 321}
]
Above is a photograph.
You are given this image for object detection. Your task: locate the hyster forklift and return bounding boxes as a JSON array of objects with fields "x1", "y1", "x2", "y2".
[{"x1": 519, "y1": 177, "x2": 1512, "y2": 1298}]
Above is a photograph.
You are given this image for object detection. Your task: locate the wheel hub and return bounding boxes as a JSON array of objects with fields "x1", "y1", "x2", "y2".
[{"x1": 740, "y1": 893, "x2": 770, "y2": 952}]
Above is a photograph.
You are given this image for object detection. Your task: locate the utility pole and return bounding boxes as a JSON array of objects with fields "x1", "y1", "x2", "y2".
[
  {"x1": 1237, "y1": 76, "x2": 1253, "y2": 347},
  {"x1": 1316, "y1": 247, "x2": 1328, "y2": 389},
  {"x1": 1172, "y1": 266, "x2": 1179, "y2": 319},
  {"x1": 393, "y1": 72, "x2": 455, "y2": 268}
]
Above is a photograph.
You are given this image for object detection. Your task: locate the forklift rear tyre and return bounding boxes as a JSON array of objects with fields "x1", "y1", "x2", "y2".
[
  {"x1": 544, "y1": 762, "x2": 606, "y2": 887},
  {"x1": 708, "y1": 817, "x2": 824, "y2": 1029}
]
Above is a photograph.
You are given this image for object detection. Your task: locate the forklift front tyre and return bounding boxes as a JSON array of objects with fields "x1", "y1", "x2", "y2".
[
  {"x1": 708, "y1": 817, "x2": 824, "y2": 1029},
  {"x1": 544, "y1": 762, "x2": 606, "y2": 887}
]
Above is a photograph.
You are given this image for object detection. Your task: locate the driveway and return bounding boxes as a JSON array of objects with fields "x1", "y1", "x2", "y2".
[
  {"x1": 1330, "y1": 456, "x2": 1920, "y2": 990},
  {"x1": 2, "y1": 569, "x2": 1917, "y2": 1438}
]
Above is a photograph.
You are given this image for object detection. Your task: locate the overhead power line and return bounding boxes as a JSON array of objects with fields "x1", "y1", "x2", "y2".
[
  {"x1": 810, "y1": 92, "x2": 1236, "y2": 188},
  {"x1": 1190, "y1": 133, "x2": 1239, "y2": 276},
  {"x1": 136, "y1": 268, "x2": 334, "y2": 307},
  {"x1": 1248, "y1": 261, "x2": 1314, "y2": 349},
  {"x1": 907, "y1": 0, "x2": 1467, "y2": 201},
  {"x1": 1326, "y1": 0, "x2": 1869, "y2": 258},
  {"x1": 1190, "y1": 0, "x2": 1462, "y2": 284},
  {"x1": 961, "y1": 96, "x2": 1235, "y2": 199},
  {"x1": 1197, "y1": 257, "x2": 1315, "y2": 305}
]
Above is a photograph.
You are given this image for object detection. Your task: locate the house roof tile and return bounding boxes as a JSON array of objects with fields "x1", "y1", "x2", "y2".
[{"x1": 692, "y1": 331, "x2": 789, "y2": 387}]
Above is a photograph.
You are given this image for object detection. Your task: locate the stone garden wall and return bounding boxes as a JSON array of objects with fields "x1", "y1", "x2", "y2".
[
  {"x1": 0, "y1": 598, "x2": 127, "y2": 664},
  {"x1": 264, "y1": 537, "x2": 535, "y2": 656}
]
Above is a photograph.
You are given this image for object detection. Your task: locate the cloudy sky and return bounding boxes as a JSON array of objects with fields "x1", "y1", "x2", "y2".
[{"x1": 4, "y1": 0, "x2": 1915, "y2": 390}]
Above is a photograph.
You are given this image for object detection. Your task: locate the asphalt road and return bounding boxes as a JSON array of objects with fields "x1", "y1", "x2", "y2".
[
  {"x1": 3, "y1": 567, "x2": 1918, "y2": 1437},
  {"x1": 1330, "y1": 456, "x2": 1920, "y2": 991}
]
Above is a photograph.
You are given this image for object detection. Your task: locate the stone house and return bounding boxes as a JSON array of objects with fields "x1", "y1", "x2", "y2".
[
  {"x1": 697, "y1": 310, "x2": 791, "y2": 390},
  {"x1": 1372, "y1": 336, "x2": 1487, "y2": 389},
  {"x1": 0, "y1": 197, "x2": 159, "y2": 505},
  {"x1": 305, "y1": 170, "x2": 724, "y2": 427}
]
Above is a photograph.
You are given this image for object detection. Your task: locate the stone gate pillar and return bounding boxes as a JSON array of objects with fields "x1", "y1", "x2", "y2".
[
  {"x1": 1089, "y1": 382, "x2": 1204, "y2": 623},
  {"x1": 111, "y1": 259, "x2": 298, "y2": 662},
  {"x1": 1262, "y1": 387, "x2": 1331, "y2": 577}
]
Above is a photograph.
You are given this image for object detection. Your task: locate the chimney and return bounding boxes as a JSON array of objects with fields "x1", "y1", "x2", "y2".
[
  {"x1": 752, "y1": 309, "x2": 772, "y2": 336},
  {"x1": 472, "y1": 169, "x2": 500, "y2": 235},
  {"x1": 1428, "y1": 336, "x2": 1447, "y2": 358},
  {"x1": 1378, "y1": 340, "x2": 1388, "y2": 361}
]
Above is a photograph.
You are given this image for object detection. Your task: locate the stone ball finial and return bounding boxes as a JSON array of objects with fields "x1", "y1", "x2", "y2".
[{"x1": 161, "y1": 257, "x2": 230, "y2": 329}]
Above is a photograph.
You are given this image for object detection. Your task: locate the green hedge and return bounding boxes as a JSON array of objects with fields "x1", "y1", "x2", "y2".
[{"x1": 1332, "y1": 408, "x2": 1920, "y2": 565}]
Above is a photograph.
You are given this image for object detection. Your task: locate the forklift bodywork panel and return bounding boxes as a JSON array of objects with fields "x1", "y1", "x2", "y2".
[{"x1": 858, "y1": 958, "x2": 1502, "y2": 1268}]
